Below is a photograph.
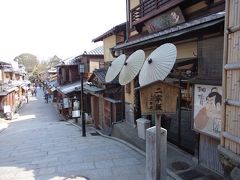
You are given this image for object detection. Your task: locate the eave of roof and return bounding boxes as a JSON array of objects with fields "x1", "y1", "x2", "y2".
[
  {"x1": 83, "y1": 84, "x2": 104, "y2": 94},
  {"x1": 56, "y1": 81, "x2": 81, "y2": 95},
  {"x1": 92, "y1": 22, "x2": 126, "y2": 42},
  {"x1": 55, "y1": 47, "x2": 103, "y2": 67},
  {"x1": 112, "y1": 12, "x2": 225, "y2": 51},
  {"x1": 82, "y1": 46, "x2": 103, "y2": 56},
  {"x1": 88, "y1": 68, "x2": 119, "y2": 85}
]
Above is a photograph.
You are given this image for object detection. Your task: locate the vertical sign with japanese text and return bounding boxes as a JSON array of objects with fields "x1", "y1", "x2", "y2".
[{"x1": 139, "y1": 81, "x2": 178, "y2": 114}]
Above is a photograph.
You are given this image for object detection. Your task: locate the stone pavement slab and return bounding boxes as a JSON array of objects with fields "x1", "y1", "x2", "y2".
[{"x1": 0, "y1": 92, "x2": 150, "y2": 180}]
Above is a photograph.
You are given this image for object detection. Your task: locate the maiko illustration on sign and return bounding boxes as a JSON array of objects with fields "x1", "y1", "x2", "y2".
[{"x1": 194, "y1": 84, "x2": 222, "y2": 138}]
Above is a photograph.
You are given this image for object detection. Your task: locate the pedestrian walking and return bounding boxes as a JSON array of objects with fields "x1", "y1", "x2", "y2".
[
  {"x1": 33, "y1": 87, "x2": 37, "y2": 96},
  {"x1": 25, "y1": 90, "x2": 30, "y2": 103},
  {"x1": 44, "y1": 90, "x2": 49, "y2": 103}
]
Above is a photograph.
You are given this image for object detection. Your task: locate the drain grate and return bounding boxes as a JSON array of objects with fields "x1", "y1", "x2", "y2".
[
  {"x1": 171, "y1": 161, "x2": 190, "y2": 171},
  {"x1": 90, "y1": 132, "x2": 100, "y2": 136},
  {"x1": 179, "y1": 169, "x2": 204, "y2": 180}
]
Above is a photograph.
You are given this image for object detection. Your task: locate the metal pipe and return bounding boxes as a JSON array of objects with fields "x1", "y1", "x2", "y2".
[{"x1": 81, "y1": 70, "x2": 86, "y2": 137}]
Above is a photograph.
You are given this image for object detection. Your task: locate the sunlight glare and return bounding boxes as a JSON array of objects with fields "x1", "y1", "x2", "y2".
[{"x1": 16, "y1": 114, "x2": 36, "y2": 121}]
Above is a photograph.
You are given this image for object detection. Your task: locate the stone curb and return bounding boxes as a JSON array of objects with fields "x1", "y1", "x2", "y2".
[{"x1": 66, "y1": 120, "x2": 183, "y2": 180}]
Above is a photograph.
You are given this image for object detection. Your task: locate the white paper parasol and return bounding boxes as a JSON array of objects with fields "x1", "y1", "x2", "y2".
[
  {"x1": 105, "y1": 54, "x2": 126, "y2": 83},
  {"x1": 119, "y1": 50, "x2": 145, "y2": 85},
  {"x1": 139, "y1": 43, "x2": 177, "y2": 86}
]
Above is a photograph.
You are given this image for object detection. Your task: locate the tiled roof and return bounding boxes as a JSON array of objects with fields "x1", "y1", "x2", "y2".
[
  {"x1": 48, "y1": 67, "x2": 57, "y2": 73},
  {"x1": 92, "y1": 68, "x2": 119, "y2": 84},
  {"x1": 94, "y1": 68, "x2": 107, "y2": 83},
  {"x1": 57, "y1": 81, "x2": 81, "y2": 95},
  {"x1": 56, "y1": 47, "x2": 103, "y2": 67},
  {"x1": 84, "y1": 84, "x2": 104, "y2": 94},
  {"x1": 3, "y1": 68, "x2": 13, "y2": 72},
  {"x1": 83, "y1": 46, "x2": 103, "y2": 56},
  {"x1": 92, "y1": 22, "x2": 126, "y2": 42},
  {"x1": 63, "y1": 56, "x2": 79, "y2": 66},
  {"x1": 0, "y1": 81, "x2": 27, "y2": 96},
  {"x1": 0, "y1": 60, "x2": 10, "y2": 65}
]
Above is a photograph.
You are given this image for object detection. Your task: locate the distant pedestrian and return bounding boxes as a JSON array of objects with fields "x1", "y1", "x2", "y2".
[
  {"x1": 33, "y1": 87, "x2": 37, "y2": 96},
  {"x1": 25, "y1": 93, "x2": 29, "y2": 103},
  {"x1": 44, "y1": 90, "x2": 49, "y2": 103},
  {"x1": 25, "y1": 90, "x2": 31, "y2": 103}
]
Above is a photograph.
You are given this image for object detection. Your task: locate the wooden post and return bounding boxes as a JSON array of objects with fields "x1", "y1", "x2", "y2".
[
  {"x1": 138, "y1": 80, "x2": 178, "y2": 179},
  {"x1": 146, "y1": 125, "x2": 167, "y2": 180},
  {"x1": 156, "y1": 113, "x2": 161, "y2": 180},
  {"x1": 122, "y1": 86, "x2": 125, "y2": 121},
  {"x1": 221, "y1": 0, "x2": 229, "y2": 147},
  {"x1": 155, "y1": 113, "x2": 167, "y2": 180}
]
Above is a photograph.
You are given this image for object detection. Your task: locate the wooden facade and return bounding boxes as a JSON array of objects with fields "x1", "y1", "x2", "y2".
[
  {"x1": 109, "y1": 0, "x2": 226, "y2": 175},
  {"x1": 92, "y1": 24, "x2": 126, "y2": 132},
  {"x1": 54, "y1": 47, "x2": 104, "y2": 120},
  {"x1": 221, "y1": 0, "x2": 240, "y2": 154},
  {"x1": 0, "y1": 90, "x2": 19, "y2": 115},
  {"x1": 87, "y1": 69, "x2": 123, "y2": 131},
  {"x1": 0, "y1": 61, "x2": 27, "y2": 118},
  {"x1": 91, "y1": 96, "x2": 100, "y2": 128},
  {"x1": 199, "y1": 134, "x2": 223, "y2": 173},
  {"x1": 218, "y1": 0, "x2": 240, "y2": 178}
]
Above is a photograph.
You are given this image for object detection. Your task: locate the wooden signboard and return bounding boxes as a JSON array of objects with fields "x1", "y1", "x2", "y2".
[
  {"x1": 138, "y1": 80, "x2": 178, "y2": 114},
  {"x1": 138, "y1": 80, "x2": 178, "y2": 179},
  {"x1": 145, "y1": 6, "x2": 185, "y2": 33}
]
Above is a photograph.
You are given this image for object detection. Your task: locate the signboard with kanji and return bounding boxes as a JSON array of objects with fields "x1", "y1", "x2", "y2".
[{"x1": 138, "y1": 80, "x2": 178, "y2": 114}]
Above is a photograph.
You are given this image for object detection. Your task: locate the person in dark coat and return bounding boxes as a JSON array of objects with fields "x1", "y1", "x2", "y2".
[{"x1": 44, "y1": 90, "x2": 49, "y2": 103}]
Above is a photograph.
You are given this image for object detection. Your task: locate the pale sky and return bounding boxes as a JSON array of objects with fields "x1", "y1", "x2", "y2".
[{"x1": 0, "y1": 0, "x2": 126, "y2": 62}]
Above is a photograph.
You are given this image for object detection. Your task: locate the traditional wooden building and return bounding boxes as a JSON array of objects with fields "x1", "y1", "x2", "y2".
[
  {"x1": 91, "y1": 23, "x2": 126, "y2": 132},
  {"x1": 92, "y1": 23, "x2": 126, "y2": 61},
  {"x1": 86, "y1": 69, "x2": 123, "y2": 131},
  {"x1": 55, "y1": 47, "x2": 104, "y2": 119},
  {"x1": 0, "y1": 61, "x2": 27, "y2": 118},
  {"x1": 48, "y1": 67, "x2": 57, "y2": 82},
  {"x1": 109, "y1": 0, "x2": 225, "y2": 175}
]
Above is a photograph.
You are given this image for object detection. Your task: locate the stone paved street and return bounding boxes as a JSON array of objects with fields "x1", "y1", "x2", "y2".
[{"x1": 0, "y1": 90, "x2": 146, "y2": 180}]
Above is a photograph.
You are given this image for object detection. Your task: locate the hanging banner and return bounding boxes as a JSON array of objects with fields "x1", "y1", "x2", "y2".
[{"x1": 194, "y1": 84, "x2": 222, "y2": 138}]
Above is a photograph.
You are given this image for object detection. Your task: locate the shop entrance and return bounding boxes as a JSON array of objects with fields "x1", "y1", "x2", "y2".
[
  {"x1": 160, "y1": 58, "x2": 197, "y2": 154},
  {"x1": 167, "y1": 80, "x2": 196, "y2": 154}
]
